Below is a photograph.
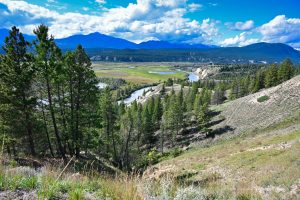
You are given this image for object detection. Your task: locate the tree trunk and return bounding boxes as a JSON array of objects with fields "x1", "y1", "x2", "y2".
[
  {"x1": 74, "y1": 79, "x2": 81, "y2": 157},
  {"x1": 46, "y1": 76, "x2": 66, "y2": 161},
  {"x1": 40, "y1": 94, "x2": 54, "y2": 157},
  {"x1": 57, "y1": 84, "x2": 71, "y2": 155},
  {"x1": 22, "y1": 93, "x2": 36, "y2": 157},
  {"x1": 69, "y1": 77, "x2": 75, "y2": 156}
]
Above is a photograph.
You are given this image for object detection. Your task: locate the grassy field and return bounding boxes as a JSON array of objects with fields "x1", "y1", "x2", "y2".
[
  {"x1": 93, "y1": 62, "x2": 187, "y2": 84},
  {"x1": 148, "y1": 114, "x2": 300, "y2": 199}
]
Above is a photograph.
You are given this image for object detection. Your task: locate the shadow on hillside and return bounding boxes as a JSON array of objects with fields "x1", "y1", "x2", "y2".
[
  {"x1": 210, "y1": 110, "x2": 221, "y2": 117},
  {"x1": 208, "y1": 118, "x2": 225, "y2": 127},
  {"x1": 207, "y1": 125, "x2": 235, "y2": 138}
]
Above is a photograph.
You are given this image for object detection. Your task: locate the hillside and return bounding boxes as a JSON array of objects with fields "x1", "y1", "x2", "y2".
[
  {"x1": 144, "y1": 76, "x2": 300, "y2": 199},
  {"x1": 88, "y1": 43, "x2": 300, "y2": 63},
  {"x1": 137, "y1": 40, "x2": 212, "y2": 49},
  {"x1": 55, "y1": 32, "x2": 137, "y2": 49},
  {"x1": 203, "y1": 42, "x2": 300, "y2": 63},
  {"x1": 211, "y1": 74, "x2": 300, "y2": 136}
]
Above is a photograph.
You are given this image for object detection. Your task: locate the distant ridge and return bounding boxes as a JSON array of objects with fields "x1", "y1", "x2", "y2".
[
  {"x1": 0, "y1": 29, "x2": 214, "y2": 50},
  {"x1": 0, "y1": 29, "x2": 299, "y2": 63},
  {"x1": 88, "y1": 43, "x2": 300, "y2": 63},
  {"x1": 201, "y1": 42, "x2": 300, "y2": 63},
  {"x1": 55, "y1": 32, "x2": 137, "y2": 49},
  {"x1": 137, "y1": 40, "x2": 212, "y2": 49}
]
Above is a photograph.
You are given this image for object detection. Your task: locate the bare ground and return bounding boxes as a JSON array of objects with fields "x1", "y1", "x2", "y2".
[
  {"x1": 211, "y1": 75, "x2": 300, "y2": 137},
  {"x1": 144, "y1": 76, "x2": 300, "y2": 199}
]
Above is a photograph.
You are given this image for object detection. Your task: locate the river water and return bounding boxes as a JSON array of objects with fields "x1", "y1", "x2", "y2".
[
  {"x1": 121, "y1": 86, "x2": 155, "y2": 104},
  {"x1": 188, "y1": 72, "x2": 200, "y2": 82},
  {"x1": 97, "y1": 82, "x2": 108, "y2": 89}
]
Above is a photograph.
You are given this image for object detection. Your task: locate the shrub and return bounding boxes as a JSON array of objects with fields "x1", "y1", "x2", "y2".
[
  {"x1": 68, "y1": 187, "x2": 84, "y2": 200},
  {"x1": 174, "y1": 186, "x2": 202, "y2": 200},
  {"x1": 257, "y1": 95, "x2": 269, "y2": 103}
]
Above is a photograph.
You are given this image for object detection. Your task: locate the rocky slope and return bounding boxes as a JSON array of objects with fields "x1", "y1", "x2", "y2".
[{"x1": 212, "y1": 75, "x2": 300, "y2": 136}]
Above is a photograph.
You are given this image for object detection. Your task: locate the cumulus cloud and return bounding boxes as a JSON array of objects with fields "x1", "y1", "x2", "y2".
[
  {"x1": 258, "y1": 15, "x2": 300, "y2": 48},
  {"x1": 188, "y1": 3, "x2": 202, "y2": 12},
  {"x1": 0, "y1": 0, "x2": 219, "y2": 44},
  {"x1": 82, "y1": 7, "x2": 89, "y2": 11},
  {"x1": 220, "y1": 32, "x2": 258, "y2": 47},
  {"x1": 226, "y1": 20, "x2": 254, "y2": 31},
  {"x1": 208, "y1": 3, "x2": 218, "y2": 7},
  {"x1": 95, "y1": 0, "x2": 106, "y2": 4}
]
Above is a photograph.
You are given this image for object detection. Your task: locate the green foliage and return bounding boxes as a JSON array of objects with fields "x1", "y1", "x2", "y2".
[
  {"x1": 165, "y1": 78, "x2": 174, "y2": 86},
  {"x1": 257, "y1": 95, "x2": 270, "y2": 103},
  {"x1": 278, "y1": 59, "x2": 295, "y2": 83},
  {"x1": 264, "y1": 64, "x2": 278, "y2": 87},
  {"x1": 1, "y1": 25, "x2": 297, "y2": 179},
  {"x1": 229, "y1": 59, "x2": 296, "y2": 100},
  {"x1": 68, "y1": 187, "x2": 84, "y2": 200}
]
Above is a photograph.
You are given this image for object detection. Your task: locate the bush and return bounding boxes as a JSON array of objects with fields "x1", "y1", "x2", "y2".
[
  {"x1": 257, "y1": 95, "x2": 269, "y2": 103},
  {"x1": 68, "y1": 187, "x2": 84, "y2": 200}
]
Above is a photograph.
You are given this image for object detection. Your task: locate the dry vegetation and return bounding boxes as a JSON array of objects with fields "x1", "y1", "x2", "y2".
[
  {"x1": 145, "y1": 114, "x2": 300, "y2": 199},
  {"x1": 211, "y1": 75, "x2": 300, "y2": 136},
  {"x1": 1, "y1": 75, "x2": 299, "y2": 200}
]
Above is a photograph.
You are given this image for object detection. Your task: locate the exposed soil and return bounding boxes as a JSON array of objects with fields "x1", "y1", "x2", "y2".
[{"x1": 211, "y1": 75, "x2": 300, "y2": 136}]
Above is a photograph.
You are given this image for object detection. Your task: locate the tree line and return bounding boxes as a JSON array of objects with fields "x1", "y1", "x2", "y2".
[
  {"x1": 0, "y1": 26, "x2": 99, "y2": 162},
  {"x1": 228, "y1": 60, "x2": 298, "y2": 100},
  {"x1": 0, "y1": 26, "x2": 212, "y2": 171},
  {"x1": 1, "y1": 26, "x2": 298, "y2": 171}
]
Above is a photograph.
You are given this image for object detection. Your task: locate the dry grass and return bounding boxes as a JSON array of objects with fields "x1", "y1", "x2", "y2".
[{"x1": 147, "y1": 118, "x2": 300, "y2": 199}]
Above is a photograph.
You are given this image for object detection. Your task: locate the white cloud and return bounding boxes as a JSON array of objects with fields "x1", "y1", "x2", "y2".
[
  {"x1": 208, "y1": 3, "x2": 218, "y2": 7},
  {"x1": 220, "y1": 32, "x2": 258, "y2": 47},
  {"x1": 258, "y1": 15, "x2": 300, "y2": 48},
  {"x1": 95, "y1": 0, "x2": 106, "y2": 4},
  {"x1": 0, "y1": 0, "x2": 219, "y2": 44},
  {"x1": 226, "y1": 20, "x2": 254, "y2": 31},
  {"x1": 188, "y1": 3, "x2": 202, "y2": 12},
  {"x1": 82, "y1": 7, "x2": 89, "y2": 11}
]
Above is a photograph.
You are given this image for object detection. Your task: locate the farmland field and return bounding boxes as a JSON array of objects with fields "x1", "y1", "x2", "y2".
[{"x1": 93, "y1": 62, "x2": 187, "y2": 84}]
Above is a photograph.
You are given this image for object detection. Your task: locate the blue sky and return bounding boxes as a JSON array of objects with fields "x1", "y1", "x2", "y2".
[{"x1": 0, "y1": 0, "x2": 300, "y2": 48}]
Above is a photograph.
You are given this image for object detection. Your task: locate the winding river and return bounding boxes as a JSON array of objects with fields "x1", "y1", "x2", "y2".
[
  {"x1": 121, "y1": 86, "x2": 155, "y2": 104},
  {"x1": 121, "y1": 71, "x2": 199, "y2": 104},
  {"x1": 188, "y1": 72, "x2": 200, "y2": 82}
]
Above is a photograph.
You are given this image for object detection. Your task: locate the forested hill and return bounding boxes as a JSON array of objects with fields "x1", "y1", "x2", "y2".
[{"x1": 87, "y1": 43, "x2": 300, "y2": 63}]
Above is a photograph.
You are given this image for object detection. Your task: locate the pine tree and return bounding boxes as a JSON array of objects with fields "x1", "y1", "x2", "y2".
[
  {"x1": 142, "y1": 106, "x2": 154, "y2": 146},
  {"x1": 0, "y1": 26, "x2": 37, "y2": 156},
  {"x1": 34, "y1": 25, "x2": 67, "y2": 161},
  {"x1": 99, "y1": 88, "x2": 117, "y2": 160},
  {"x1": 67, "y1": 45, "x2": 99, "y2": 157},
  {"x1": 119, "y1": 108, "x2": 134, "y2": 170},
  {"x1": 152, "y1": 96, "x2": 163, "y2": 128},
  {"x1": 264, "y1": 64, "x2": 278, "y2": 88},
  {"x1": 278, "y1": 59, "x2": 294, "y2": 83},
  {"x1": 197, "y1": 103, "x2": 211, "y2": 134},
  {"x1": 252, "y1": 70, "x2": 265, "y2": 93}
]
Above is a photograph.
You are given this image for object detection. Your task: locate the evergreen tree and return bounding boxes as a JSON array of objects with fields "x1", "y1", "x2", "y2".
[
  {"x1": 66, "y1": 45, "x2": 99, "y2": 157},
  {"x1": 264, "y1": 64, "x2": 278, "y2": 88},
  {"x1": 278, "y1": 59, "x2": 294, "y2": 83},
  {"x1": 152, "y1": 96, "x2": 163, "y2": 128},
  {"x1": 99, "y1": 88, "x2": 117, "y2": 160},
  {"x1": 252, "y1": 70, "x2": 265, "y2": 93},
  {"x1": 197, "y1": 103, "x2": 211, "y2": 134},
  {"x1": 0, "y1": 26, "x2": 37, "y2": 156}
]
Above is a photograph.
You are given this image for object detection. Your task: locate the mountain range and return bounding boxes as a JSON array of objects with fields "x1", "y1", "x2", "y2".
[{"x1": 1, "y1": 28, "x2": 300, "y2": 63}]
